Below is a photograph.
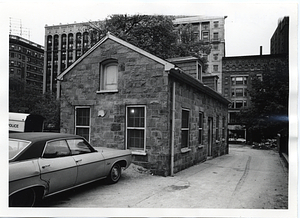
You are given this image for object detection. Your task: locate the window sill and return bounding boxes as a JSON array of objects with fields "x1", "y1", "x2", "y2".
[
  {"x1": 181, "y1": 147, "x2": 191, "y2": 153},
  {"x1": 198, "y1": 145, "x2": 204, "y2": 149},
  {"x1": 131, "y1": 150, "x2": 147, "y2": 156},
  {"x1": 96, "y1": 90, "x2": 118, "y2": 94}
]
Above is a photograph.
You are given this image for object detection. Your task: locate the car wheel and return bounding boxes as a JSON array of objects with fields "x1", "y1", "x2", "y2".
[
  {"x1": 107, "y1": 163, "x2": 121, "y2": 184},
  {"x1": 9, "y1": 188, "x2": 36, "y2": 207}
]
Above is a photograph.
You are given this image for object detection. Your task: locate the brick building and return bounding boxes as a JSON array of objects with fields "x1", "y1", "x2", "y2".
[
  {"x1": 57, "y1": 33, "x2": 229, "y2": 176},
  {"x1": 222, "y1": 53, "x2": 288, "y2": 140},
  {"x1": 9, "y1": 35, "x2": 44, "y2": 92},
  {"x1": 270, "y1": 16, "x2": 289, "y2": 55}
]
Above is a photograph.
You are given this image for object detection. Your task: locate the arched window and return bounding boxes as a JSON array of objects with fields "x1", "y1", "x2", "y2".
[{"x1": 99, "y1": 59, "x2": 118, "y2": 92}]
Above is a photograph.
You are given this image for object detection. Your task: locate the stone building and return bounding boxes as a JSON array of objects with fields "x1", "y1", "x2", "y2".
[
  {"x1": 44, "y1": 15, "x2": 226, "y2": 96},
  {"x1": 57, "y1": 32, "x2": 229, "y2": 176}
]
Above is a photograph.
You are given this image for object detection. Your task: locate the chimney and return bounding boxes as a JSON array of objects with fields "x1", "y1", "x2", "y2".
[{"x1": 260, "y1": 46, "x2": 263, "y2": 55}]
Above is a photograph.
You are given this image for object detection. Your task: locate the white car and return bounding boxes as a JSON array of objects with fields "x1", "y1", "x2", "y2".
[{"x1": 9, "y1": 132, "x2": 132, "y2": 207}]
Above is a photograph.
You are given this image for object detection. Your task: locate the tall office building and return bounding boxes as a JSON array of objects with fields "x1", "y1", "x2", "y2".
[
  {"x1": 43, "y1": 22, "x2": 102, "y2": 94},
  {"x1": 173, "y1": 16, "x2": 227, "y2": 93},
  {"x1": 9, "y1": 35, "x2": 44, "y2": 92}
]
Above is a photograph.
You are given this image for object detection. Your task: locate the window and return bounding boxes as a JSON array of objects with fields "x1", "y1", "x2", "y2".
[
  {"x1": 202, "y1": 31, "x2": 209, "y2": 41},
  {"x1": 100, "y1": 60, "x2": 118, "y2": 92},
  {"x1": 202, "y1": 22, "x2": 209, "y2": 30},
  {"x1": 231, "y1": 76, "x2": 248, "y2": 86},
  {"x1": 225, "y1": 77, "x2": 229, "y2": 85},
  {"x1": 43, "y1": 140, "x2": 71, "y2": 158},
  {"x1": 213, "y1": 44, "x2": 218, "y2": 50},
  {"x1": 213, "y1": 32, "x2": 219, "y2": 40},
  {"x1": 181, "y1": 109, "x2": 190, "y2": 148},
  {"x1": 75, "y1": 107, "x2": 90, "y2": 141},
  {"x1": 213, "y1": 65, "x2": 218, "y2": 72},
  {"x1": 126, "y1": 106, "x2": 146, "y2": 151},
  {"x1": 214, "y1": 21, "x2": 219, "y2": 28},
  {"x1": 9, "y1": 139, "x2": 30, "y2": 160},
  {"x1": 198, "y1": 112, "x2": 204, "y2": 144},
  {"x1": 197, "y1": 64, "x2": 202, "y2": 81},
  {"x1": 235, "y1": 100, "x2": 243, "y2": 109},
  {"x1": 224, "y1": 88, "x2": 229, "y2": 97},
  {"x1": 67, "y1": 139, "x2": 94, "y2": 155},
  {"x1": 213, "y1": 54, "x2": 218, "y2": 60},
  {"x1": 236, "y1": 77, "x2": 243, "y2": 85},
  {"x1": 236, "y1": 88, "x2": 243, "y2": 97}
]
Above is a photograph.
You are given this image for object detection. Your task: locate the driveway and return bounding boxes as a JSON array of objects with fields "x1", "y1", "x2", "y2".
[{"x1": 39, "y1": 144, "x2": 288, "y2": 209}]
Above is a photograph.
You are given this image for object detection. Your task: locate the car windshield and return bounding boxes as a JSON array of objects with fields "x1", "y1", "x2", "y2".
[{"x1": 9, "y1": 139, "x2": 31, "y2": 160}]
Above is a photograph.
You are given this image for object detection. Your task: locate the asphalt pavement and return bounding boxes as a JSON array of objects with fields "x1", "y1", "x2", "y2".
[{"x1": 39, "y1": 143, "x2": 289, "y2": 211}]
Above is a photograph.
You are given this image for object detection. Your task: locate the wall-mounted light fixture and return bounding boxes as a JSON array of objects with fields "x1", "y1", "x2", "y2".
[{"x1": 98, "y1": 110, "x2": 106, "y2": 117}]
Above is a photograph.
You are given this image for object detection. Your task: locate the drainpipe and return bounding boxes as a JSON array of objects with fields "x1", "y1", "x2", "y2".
[{"x1": 171, "y1": 81, "x2": 176, "y2": 176}]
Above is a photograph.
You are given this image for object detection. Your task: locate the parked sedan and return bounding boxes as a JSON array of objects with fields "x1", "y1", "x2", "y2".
[{"x1": 9, "y1": 132, "x2": 132, "y2": 207}]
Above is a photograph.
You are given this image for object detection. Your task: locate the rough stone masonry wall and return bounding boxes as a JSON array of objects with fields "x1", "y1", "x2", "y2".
[
  {"x1": 60, "y1": 39, "x2": 171, "y2": 176},
  {"x1": 171, "y1": 77, "x2": 228, "y2": 174}
]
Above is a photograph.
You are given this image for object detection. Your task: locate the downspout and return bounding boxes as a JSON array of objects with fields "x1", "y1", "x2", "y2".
[{"x1": 171, "y1": 81, "x2": 176, "y2": 176}]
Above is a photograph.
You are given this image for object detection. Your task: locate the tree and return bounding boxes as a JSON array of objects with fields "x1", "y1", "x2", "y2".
[
  {"x1": 9, "y1": 81, "x2": 60, "y2": 131},
  {"x1": 87, "y1": 14, "x2": 211, "y2": 65},
  {"x1": 237, "y1": 60, "x2": 289, "y2": 142}
]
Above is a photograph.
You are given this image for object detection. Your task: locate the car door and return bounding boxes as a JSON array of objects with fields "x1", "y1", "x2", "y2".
[
  {"x1": 38, "y1": 139, "x2": 77, "y2": 195},
  {"x1": 66, "y1": 139, "x2": 106, "y2": 185}
]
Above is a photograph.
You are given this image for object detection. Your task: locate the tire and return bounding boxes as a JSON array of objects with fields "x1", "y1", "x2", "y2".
[
  {"x1": 9, "y1": 188, "x2": 36, "y2": 207},
  {"x1": 107, "y1": 163, "x2": 121, "y2": 184}
]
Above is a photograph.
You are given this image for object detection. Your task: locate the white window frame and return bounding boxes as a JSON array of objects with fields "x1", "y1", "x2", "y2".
[
  {"x1": 198, "y1": 112, "x2": 204, "y2": 146},
  {"x1": 75, "y1": 106, "x2": 91, "y2": 142},
  {"x1": 98, "y1": 59, "x2": 118, "y2": 93},
  {"x1": 181, "y1": 108, "x2": 190, "y2": 150},
  {"x1": 126, "y1": 105, "x2": 147, "y2": 155}
]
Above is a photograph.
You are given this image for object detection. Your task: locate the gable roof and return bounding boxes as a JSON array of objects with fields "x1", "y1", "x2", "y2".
[{"x1": 57, "y1": 32, "x2": 175, "y2": 80}]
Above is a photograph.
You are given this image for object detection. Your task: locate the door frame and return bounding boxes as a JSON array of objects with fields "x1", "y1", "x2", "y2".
[{"x1": 208, "y1": 117, "x2": 213, "y2": 156}]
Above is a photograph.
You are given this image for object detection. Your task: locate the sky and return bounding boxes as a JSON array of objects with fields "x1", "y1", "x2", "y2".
[{"x1": 1, "y1": 0, "x2": 297, "y2": 57}]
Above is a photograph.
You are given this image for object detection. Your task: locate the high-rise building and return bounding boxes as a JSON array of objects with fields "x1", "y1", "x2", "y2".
[
  {"x1": 43, "y1": 22, "x2": 102, "y2": 94},
  {"x1": 173, "y1": 16, "x2": 227, "y2": 93},
  {"x1": 270, "y1": 16, "x2": 289, "y2": 55},
  {"x1": 9, "y1": 35, "x2": 44, "y2": 92},
  {"x1": 44, "y1": 16, "x2": 227, "y2": 95}
]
